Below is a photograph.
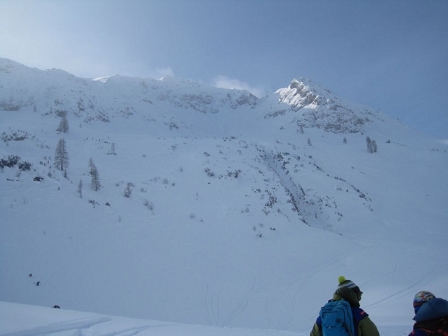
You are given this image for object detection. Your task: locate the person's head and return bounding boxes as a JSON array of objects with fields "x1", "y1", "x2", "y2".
[
  {"x1": 414, "y1": 298, "x2": 448, "y2": 322},
  {"x1": 413, "y1": 291, "x2": 436, "y2": 315},
  {"x1": 334, "y1": 276, "x2": 363, "y2": 307}
]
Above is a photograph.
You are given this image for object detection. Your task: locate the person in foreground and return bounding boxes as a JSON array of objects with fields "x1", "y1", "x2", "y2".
[
  {"x1": 310, "y1": 276, "x2": 379, "y2": 336},
  {"x1": 409, "y1": 291, "x2": 448, "y2": 336}
]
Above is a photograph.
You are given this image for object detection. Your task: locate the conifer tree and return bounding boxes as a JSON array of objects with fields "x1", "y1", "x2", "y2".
[
  {"x1": 77, "y1": 179, "x2": 83, "y2": 198},
  {"x1": 109, "y1": 142, "x2": 116, "y2": 155},
  {"x1": 371, "y1": 140, "x2": 378, "y2": 153},
  {"x1": 366, "y1": 136, "x2": 378, "y2": 153},
  {"x1": 89, "y1": 158, "x2": 101, "y2": 191},
  {"x1": 54, "y1": 138, "x2": 69, "y2": 171},
  {"x1": 57, "y1": 115, "x2": 69, "y2": 133}
]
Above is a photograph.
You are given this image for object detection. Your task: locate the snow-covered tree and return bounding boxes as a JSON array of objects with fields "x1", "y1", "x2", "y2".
[
  {"x1": 54, "y1": 138, "x2": 69, "y2": 171},
  {"x1": 124, "y1": 182, "x2": 133, "y2": 197},
  {"x1": 108, "y1": 142, "x2": 116, "y2": 155},
  {"x1": 56, "y1": 115, "x2": 69, "y2": 133},
  {"x1": 88, "y1": 158, "x2": 95, "y2": 175},
  {"x1": 77, "y1": 179, "x2": 83, "y2": 198},
  {"x1": 371, "y1": 140, "x2": 378, "y2": 153},
  {"x1": 366, "y1": 136, "x2": 378, "y2": 153},
  {"x1": 89, "y1": 158, "x2": 101, "y2": 191}
]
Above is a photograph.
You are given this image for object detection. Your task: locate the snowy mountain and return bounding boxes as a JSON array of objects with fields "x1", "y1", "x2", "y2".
[{"x1": 1, "y1": 57, "x2": 447, "y2": 335}]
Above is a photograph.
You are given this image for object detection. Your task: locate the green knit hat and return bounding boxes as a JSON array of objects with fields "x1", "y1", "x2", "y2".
[
  {"x1": 338, "y1": 276, "x2": 358, "y2": 289},
  {"x1": 338, "y1": 276, "x2": 363, "y2": 298}
]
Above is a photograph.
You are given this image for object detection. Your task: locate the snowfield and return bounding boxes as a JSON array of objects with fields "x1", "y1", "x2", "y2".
[
  {"x1": 0, "y1": 58, "x2": 447, "y2": 335},
  {"x1": 0, "y1": 302, "x2": 411, "y2": 336}
]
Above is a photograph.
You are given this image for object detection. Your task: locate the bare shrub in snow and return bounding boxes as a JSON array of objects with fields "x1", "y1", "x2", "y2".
[
  {"x1": 124, "y1": 182, "x2": 134, "y2": 197},
  {"x1": 144, "y1": 199, "x2": 154, "y2": 210},
  {"x1": 204, "y1": 167, "x2": 215, "y2": 177}
]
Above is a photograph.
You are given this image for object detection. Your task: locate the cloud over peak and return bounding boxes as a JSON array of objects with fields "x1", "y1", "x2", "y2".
[{"x1": 212, "y1": 75, "x2": 265, "y2": 98}]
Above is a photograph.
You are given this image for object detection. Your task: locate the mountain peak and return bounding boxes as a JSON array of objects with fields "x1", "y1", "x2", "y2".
[
  {"x1": 276, "y1": 78, "x2": 338, "y2": 109},
  {"x1": 268, "y1": 78, "x2": 372, "y2": 133}
]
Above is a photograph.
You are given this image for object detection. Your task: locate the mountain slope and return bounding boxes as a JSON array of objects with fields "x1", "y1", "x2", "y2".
[
  {"x1": 0, "y1": 58, "x2": 447, "y2": 332},
  {"x1": 0, "y1": 301, "x2": 409, "y2": 336}
]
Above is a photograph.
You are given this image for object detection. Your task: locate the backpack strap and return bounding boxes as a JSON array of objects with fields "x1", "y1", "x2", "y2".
[
  {"x1": 352, "y1": 307, "x2": 368, "y2": 323},
  {"x1": 351, "y1": 307, "x2": 368, "y2": 336}
]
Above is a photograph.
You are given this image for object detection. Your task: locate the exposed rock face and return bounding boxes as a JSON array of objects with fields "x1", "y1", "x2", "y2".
[{"x1": 268, "y1": 78, "x2": 370, "y2": 133}]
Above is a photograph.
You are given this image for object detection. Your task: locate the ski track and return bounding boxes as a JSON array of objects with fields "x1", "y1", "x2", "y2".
[
  {"x1": 0, "y1": 316, "x2": 112, "y2": 336},
  {"x1": 364, "y1": 265, "x2": 448, "y2": 309}
]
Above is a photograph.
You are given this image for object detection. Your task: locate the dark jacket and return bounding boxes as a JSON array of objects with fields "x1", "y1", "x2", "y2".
[
  {"x1": 310, "y1": 287, "x2": 379, "y2": 336},
  {"x1": 409, "y1": 298, "x2": 448, "y2": 336}
]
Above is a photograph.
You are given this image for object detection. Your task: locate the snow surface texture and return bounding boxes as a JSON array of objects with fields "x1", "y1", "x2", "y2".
[
  {"x1": 0, "y1": 58, "x2": 447, "y2": 334},
  {"x1": 0, "y1": 302, "x2": 410, "y2": 336}
]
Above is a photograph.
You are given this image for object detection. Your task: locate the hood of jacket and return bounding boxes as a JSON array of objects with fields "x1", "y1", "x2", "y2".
[{"x1": 414, "y1": 298, "x2": 448, "y2": 322}]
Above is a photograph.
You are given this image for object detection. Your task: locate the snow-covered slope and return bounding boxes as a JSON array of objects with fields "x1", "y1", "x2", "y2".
[
  {"x1": 0, "y1": 58, "x2": 258, "y2": 137},
  {"x1": 0, "y1": 301, "x2": 409, "y2": 336},
  {"x1": 1, "y1": 58, "x2": 447, "y2": 333}
]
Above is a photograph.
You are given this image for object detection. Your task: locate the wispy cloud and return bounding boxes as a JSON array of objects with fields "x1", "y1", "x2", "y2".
[
  {"x1": 144, "y1": 66, "x2": 176, "y2": 79},
  {"x1": 212, "y1": 75, "x2": 265, "y2": 98},
  {"x1": 155, "y1": 67, "x2": 174, "y2": 78}
]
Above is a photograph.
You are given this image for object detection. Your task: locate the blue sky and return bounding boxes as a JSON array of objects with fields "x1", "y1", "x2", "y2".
[{"x1": 1, "y1": 0, "x2": 447, "y2": 138}]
